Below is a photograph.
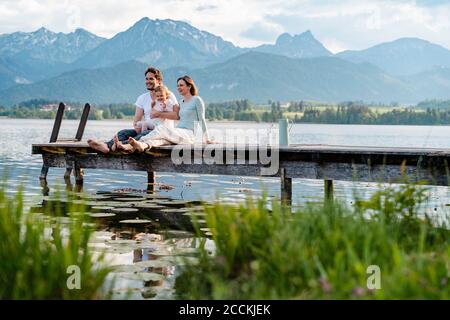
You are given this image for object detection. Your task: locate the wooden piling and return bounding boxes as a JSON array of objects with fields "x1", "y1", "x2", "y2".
[
  {"x1": 324, "y1": 179, "x2": 334, "y2": 201},
  {"x1": 281, "y1": 168, "x2": 292, "y2": 206},
  {"x1": 147, "y1": 171, "x2": 156, "y2": 192},
  {"x1": 74, "y1": 162, "x2": 83, "y2": 183}
]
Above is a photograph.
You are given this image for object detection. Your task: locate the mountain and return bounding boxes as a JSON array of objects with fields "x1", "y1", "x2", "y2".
[
  {"x1": 0, "y1": 60, "x2": 150, "y2": 106},
  {"x1": 71, "y1": 18, "x2": 243, "y2": 70},
  {"x1": 0, "y1": 27, "x2": 106, "y2": 88},
  {"x1": 4, "y1": 52, "x2": 444, "y2": 106},
  {"x1": 162, "y1": 52, "x2": 414, "y2": 103},
  {"x1": 253, "y1": 31, "x2": 332, "y2": 59},
  {"x1": 0, "y1": 58, "x2": 30, "y2": 90},
  {"x1": 402, "y1": 67, "x2": 450, "y2": 98},
  {"x1": 336, "y1": 38, "x2": 450, "y2": 76},
  {"x1": 0, "y1": 27, "x2": 106, "y2": 64}
]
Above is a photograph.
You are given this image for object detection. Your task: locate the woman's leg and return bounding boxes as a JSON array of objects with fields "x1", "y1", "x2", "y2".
[
  {"x1": 127, "y1": 125, "x2": 166, "y2": 152},
  {"x1": 129, "y1": 126, "x2": 195, "y2": 153}
]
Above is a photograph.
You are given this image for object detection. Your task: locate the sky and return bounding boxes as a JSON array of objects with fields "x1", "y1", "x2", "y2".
[{"x1": 0, "y1": 0, "x2": 449, "y2": 53}]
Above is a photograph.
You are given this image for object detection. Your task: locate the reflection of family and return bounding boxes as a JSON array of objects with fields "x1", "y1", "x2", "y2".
[{"x1": 87, "y1": 67, "x2": 215, "y2": 153}]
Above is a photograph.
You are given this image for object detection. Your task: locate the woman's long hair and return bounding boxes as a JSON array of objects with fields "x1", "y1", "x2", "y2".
[{"x1": 177, "y1": 75, "x2": 198, "y2": 96}]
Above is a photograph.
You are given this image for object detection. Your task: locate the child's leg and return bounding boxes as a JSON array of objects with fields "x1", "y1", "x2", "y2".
[{"x1": 142, "y1": 120, "x2": 155, "y2": 131}]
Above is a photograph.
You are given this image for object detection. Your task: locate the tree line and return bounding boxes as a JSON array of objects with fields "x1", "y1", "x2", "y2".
[{"x1": 3, "y1": 98, "x2": 450, "y2": 125}]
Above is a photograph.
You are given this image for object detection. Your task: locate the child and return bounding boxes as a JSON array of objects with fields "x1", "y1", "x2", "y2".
[{"x1": 135, "y1": 85, "x2": 176, "y2": 131}]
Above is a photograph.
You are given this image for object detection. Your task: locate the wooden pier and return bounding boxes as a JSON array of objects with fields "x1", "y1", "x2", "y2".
[{"x1": 31, "y1": 103, "x2": 450, "y2": 204}]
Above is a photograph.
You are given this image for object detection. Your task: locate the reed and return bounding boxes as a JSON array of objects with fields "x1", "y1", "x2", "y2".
[
  {"x1": 0, "y1": 180, "x2": 112, "y2": 299},
  {"x1": 176, "y1": 183, "x2": 450, "y2": 299}
]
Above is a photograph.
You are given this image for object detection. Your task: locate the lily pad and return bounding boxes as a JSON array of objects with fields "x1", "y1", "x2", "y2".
[
  {"x1": 81, "y1": 194, "x2": 111, "y2": 200},
  {"x1": 105, "y1": 239, "x2": 137, "y2": 245},
  {"x1": 113, "y1": 197, "x2": 146, "y2": 202},
  {"x1": 117, "y1": 272, "x2": 164, "y2": 282},
  {"x1": 89, "y1": 213, "x2": 116, "y2": 218},
  {"x1": 155, "y1": 200, "x2": 191, "y2": 207},
  {"x1": 160, "y1": 256, "x2": 199, "y2": 266},
  {"x1": 119, "y1": 219, "x2": 153, "y2": 224},
  {"x1": 95, "y1": 202, "x2": 134, "y2": 208},
  {"x1": 145, "y1": 194, "x2": 169, "y2": 199},
  {"x1": 133, "y1": 203, "x2": 165, "y2": 209},
  {"x1": 91, "y1": 246, "x2": 133, "y2": 254},
  {"x1": 111, "y1": 208, "x2": 139, "y2": 214},
  {"x1": 134, "y1": 259, "x2": 173, "y2": 268},
  {"x1": 160, "y1": 208, "x2": 190, "y2": 213},
  {"x1": 111, "y1": 264, "x2": 146, "y2": 273},
  {"x1": 91, "y1": 206, "x2": 114, "y2": 211}
]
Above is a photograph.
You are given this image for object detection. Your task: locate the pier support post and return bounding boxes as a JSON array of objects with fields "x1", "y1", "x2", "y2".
[
  {"x1": 39, "y1": 178, "x2": 49, "y2": 196},
  {"x1": 39, "y1": 165, "x2": 49, "y2": 180},
  {"x1": 281, "y1": 168, "x2": 292, "y2": 206},
  {"x1": 73, "y1": 164, "x2": 83, "y2": 193},
  {"x1": 324, "y1": 179, "x2": 334, "y2": 202},
  {"x1": 74, "y1": 162, "x2": 83, "y2": 183},
  {"x1": 64, "y1": 166, "x2": 73, "y2": 181},
  {"x1": 147, "y1": 171, "x2": 156, "y2": 193}
]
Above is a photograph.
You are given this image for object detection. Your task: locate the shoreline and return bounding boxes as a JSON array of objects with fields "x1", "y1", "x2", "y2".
[{"x1": 2, "y1": 117, "x2": 450, "y2": 127}]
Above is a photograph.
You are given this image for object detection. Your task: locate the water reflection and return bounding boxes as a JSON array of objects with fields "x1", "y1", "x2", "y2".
[{"x1": 30, "y1": 188, "x2": 206, "y2": 300}]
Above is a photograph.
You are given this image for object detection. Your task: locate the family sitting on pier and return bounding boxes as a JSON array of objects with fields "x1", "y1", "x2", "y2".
[{"x1": 87, "y1": 67, "x2": 215, "y2": 153}]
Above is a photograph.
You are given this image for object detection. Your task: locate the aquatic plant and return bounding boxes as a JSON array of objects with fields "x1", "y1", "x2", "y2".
[
  {"x1": 0, "y1": 182, "x2": 112, "y2": 299},
  {"x1": 175, "y1": 183, "x2": 450, "y2": 299}
]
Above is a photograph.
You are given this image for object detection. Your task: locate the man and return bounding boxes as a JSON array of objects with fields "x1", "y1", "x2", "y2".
[{"x1": 87, "y1": 67, "x2": 178, "y2": 153}]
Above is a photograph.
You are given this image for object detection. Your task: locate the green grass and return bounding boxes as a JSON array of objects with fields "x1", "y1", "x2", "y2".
[
  {"x1": 0, "y1": 182, "x2": 112, "y2": 299},
  {"x1": 175, "y1": 183, "x2": 450, "y2": 299}
]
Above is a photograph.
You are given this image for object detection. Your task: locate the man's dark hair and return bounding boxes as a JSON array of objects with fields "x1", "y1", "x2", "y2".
[{"x1": 145, "y1": 67, "x2": 163, "y2": 81}]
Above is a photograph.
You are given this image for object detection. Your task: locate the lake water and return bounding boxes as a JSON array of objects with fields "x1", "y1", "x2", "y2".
[{"x1": 1, "y1": 119, "x2": 450, "y2": 299}]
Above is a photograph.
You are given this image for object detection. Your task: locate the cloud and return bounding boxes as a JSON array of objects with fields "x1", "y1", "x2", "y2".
[
  {"x1": 0, "y1": 0, "x2": 448, "y2": 51},
  {"x1": 240, "y1": 21, "x2": 284, "y2": 42},
  {"x1": 196, "y1": 5, "x2": 218, "y2": 11}
]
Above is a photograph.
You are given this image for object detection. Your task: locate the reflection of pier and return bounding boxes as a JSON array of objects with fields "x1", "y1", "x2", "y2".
[{"x1": 32, "y1": 102, "x2": 450, "y2": 205}]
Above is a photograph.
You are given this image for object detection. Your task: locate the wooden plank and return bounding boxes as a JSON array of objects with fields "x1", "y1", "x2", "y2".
[
  {"x1": 75, "y1": 103, "x2": 90, "y2": 141},
  {"x1": 49, "y1": 102, "x2": 65, "y2": 143},
  {"x1": 32, "y1": 142, "x2": 450, "y2": 157},
  {"x1": 32, "y1": 144, "x2": 450, "y2": 170}
]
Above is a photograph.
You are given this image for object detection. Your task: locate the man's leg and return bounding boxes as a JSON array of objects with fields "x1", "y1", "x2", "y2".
[
  {"x1": 117, "y1": 129, "x2": 139, "y2": 145},
  {"x1": 133, "y1": 129, "x2": 151, "y2": 141}
]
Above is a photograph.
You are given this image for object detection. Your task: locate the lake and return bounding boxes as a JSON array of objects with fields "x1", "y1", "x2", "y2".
[{"x1": 1, "y1": 119, "x2": 450, "y2": 299}]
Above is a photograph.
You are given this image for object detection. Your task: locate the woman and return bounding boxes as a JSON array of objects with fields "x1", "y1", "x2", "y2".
[{"x1": 120, "y1": 75, "x2": 215, "y2": 152}]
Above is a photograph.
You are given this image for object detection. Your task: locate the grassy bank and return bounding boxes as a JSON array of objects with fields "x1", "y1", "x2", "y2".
[{"x1": 176, "y1": 183, "x2": 450, "y2": 299}]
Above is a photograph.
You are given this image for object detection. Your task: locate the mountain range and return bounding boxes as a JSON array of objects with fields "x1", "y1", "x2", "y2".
[{"x1": 1, "y1": 17, "x2": 450, "y2": 106}]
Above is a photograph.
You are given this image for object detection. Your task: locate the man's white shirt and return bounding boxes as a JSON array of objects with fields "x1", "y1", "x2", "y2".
[{"x1": 135, "y1": 91, "x2": 178, "y2": 120}]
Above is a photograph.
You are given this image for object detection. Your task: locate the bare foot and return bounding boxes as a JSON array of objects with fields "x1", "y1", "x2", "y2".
[
  {"x1": 128, "y1": 137, "x2": 150, "y2": 153},
  {"x1": 111, "y1": 135, "x2": 120, "y2": 152},
  {"x1": 116, "y1": 139, "x2": 135, "y2": 153},
  {"x1": 87, "y1": 139, "x2": 109, "y2": 154}
]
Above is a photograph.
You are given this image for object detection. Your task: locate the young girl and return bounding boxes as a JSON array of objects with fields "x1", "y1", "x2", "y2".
[{"x1": 135, "y1": 85, "x2": 176, "y2": 131}]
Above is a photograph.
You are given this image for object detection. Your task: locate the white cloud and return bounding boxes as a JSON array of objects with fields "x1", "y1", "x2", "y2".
[{"x1": 0, "y1": 0, "x2": 449, "y2": 51}]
